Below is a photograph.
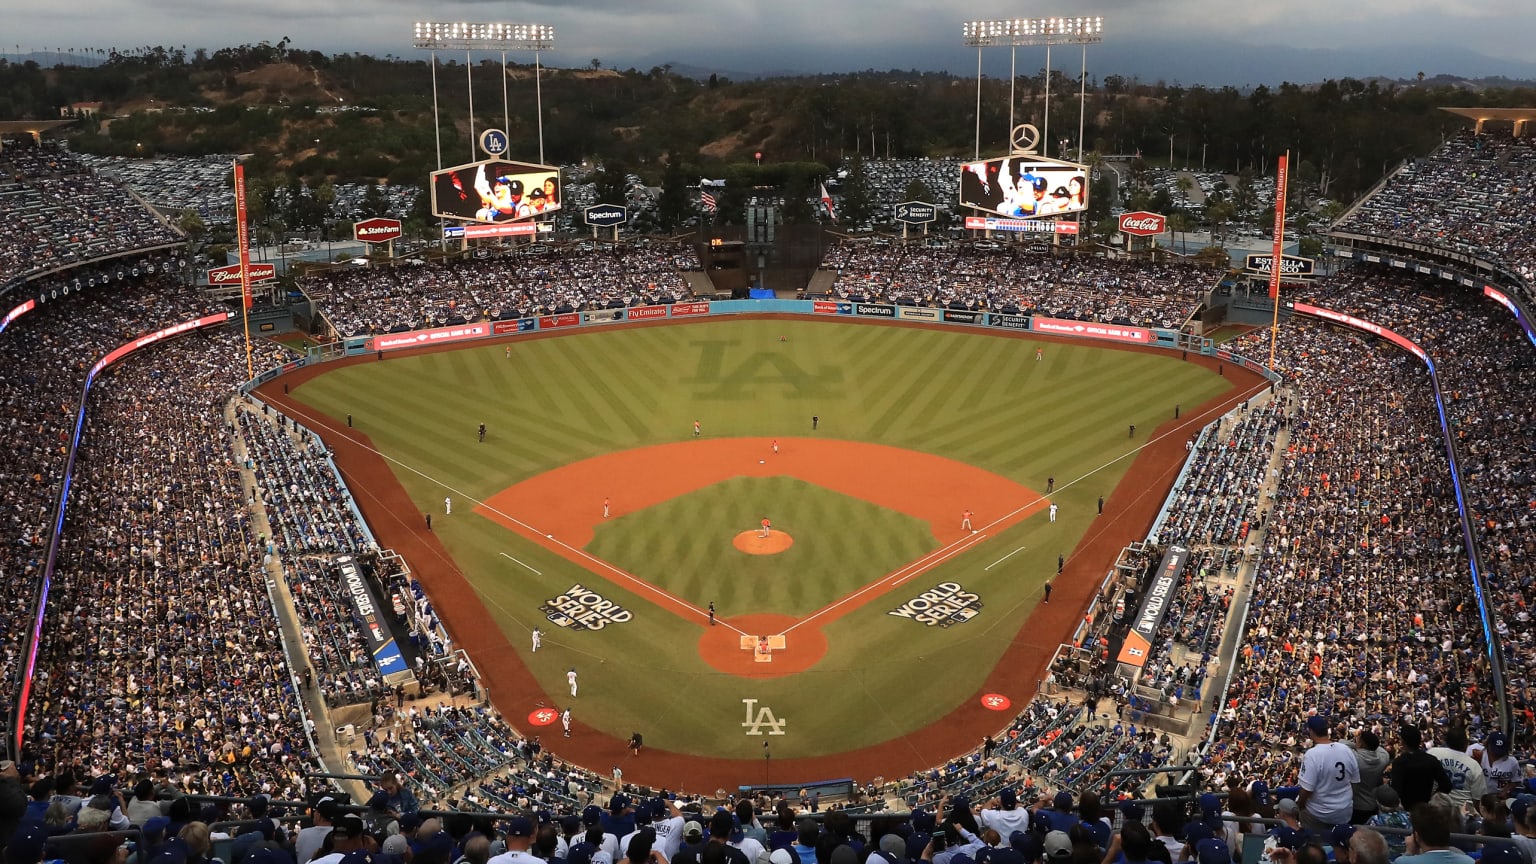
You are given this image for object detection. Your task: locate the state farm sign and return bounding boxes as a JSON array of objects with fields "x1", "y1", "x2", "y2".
[
  {"x1": 207, "y1": 262, "x2": 276, "y2": 285},
  {"x1": 353, "y1": 217, "x2": 403, "y2": 243},
  {"x1": 1118, "y1": 212, "x2": 1167, "y2": 236}
]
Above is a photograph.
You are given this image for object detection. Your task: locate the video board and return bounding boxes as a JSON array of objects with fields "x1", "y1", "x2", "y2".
[{"x1": 430, "y1": 160, "x2": 562, "y2": 223}]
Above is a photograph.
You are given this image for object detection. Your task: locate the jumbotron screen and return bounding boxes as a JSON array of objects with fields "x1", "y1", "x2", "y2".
[
  {"x1": 959, "y1": 156, "x2": 1088, "y2": 219},
  {"x1": 430, "y1": 160, "x2": 562, "y2": 223}
]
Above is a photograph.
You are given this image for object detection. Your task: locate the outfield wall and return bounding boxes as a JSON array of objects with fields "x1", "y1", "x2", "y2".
[{"x1": 241, "y1": 299, "x2": 1281, "y2": 393}]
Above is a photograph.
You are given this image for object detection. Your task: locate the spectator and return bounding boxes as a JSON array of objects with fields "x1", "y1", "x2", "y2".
[
  {"x1": 1398, "y1": 805, "x2": 1472, "y2": 864},
  {"x1": 1390, "y1": 726, "x2": 1453, "y2": 810},
  {"x1": 1348, "y1": 730, "x2": 1390, "y2": 825}
]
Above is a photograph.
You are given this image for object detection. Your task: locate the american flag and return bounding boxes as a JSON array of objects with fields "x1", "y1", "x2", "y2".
[{"x1": 700, "y1": 190, "x2": 718, "y2": 211}]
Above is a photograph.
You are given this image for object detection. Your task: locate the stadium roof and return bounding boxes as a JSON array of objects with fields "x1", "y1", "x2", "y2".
[{"x1": 1439, "y1": 107, "x2": 1536, "y2": 135}]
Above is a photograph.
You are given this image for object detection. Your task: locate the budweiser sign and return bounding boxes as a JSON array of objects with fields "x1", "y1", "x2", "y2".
[
  {"x1": 353, "y1": 217, "x2": 403, "y2": 243},
  {"x1": 207, "y1": 262, "x2": 276, "y2": 285},
  {"x1": 1118, "y1": 212, "x2": 1167, "y2": 236}
]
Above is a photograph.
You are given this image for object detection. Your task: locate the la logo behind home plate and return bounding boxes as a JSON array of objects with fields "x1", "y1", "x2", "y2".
[{"x1": 740, "y1": 698, "x2": 787, "y2": 735}]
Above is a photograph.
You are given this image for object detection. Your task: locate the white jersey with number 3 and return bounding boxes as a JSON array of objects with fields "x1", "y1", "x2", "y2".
[{"x1": 1299, "y1": 740, "x2": 1360, "y2": 824}]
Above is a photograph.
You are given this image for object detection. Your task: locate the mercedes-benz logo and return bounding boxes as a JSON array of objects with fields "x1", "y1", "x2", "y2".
[{"x1": 1010, "y1": 124, "x2": 1040, "y2": 155}]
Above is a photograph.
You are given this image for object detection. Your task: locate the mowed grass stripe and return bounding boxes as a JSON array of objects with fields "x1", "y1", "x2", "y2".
[
  {"x1": 546, "y1": 337, "x2": 654, "y2": 441},
  {"x1": 907, "y1": 332, "x2": 1007, "y2": 429},
  {"x1": 866, "y1": 331, "x2": 977, "y2": 437}
]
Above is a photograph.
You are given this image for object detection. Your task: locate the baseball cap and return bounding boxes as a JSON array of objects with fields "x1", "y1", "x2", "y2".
[
  {"x1": 1487, "y1": 731, "x2": 1511, "y2": 755},
  {"x1": 529, "y1": 189, "x2": 545, "y2": 199},
  {"x1": 1480, "y1": 846, "x2": 1523, "y2": 864},
  {"x1": 6, "y1": 823, "x2": 47, "y2": 864},
  {"x1": 1195, "y1": 839, "x2": 1231, "y2": 864},
  {"x1": 583, "y1": 805, "x2": 603, "y2": 826},
  {"x1": 879, "y1": 834, "x2": 906, "y2": 859},
  {"x1": 1053, "y1": 791, "x2": 1073, "y2": 811},
  {"x1": 339, "y1": 851, "x2": 375, "y2": 864},
  {"x1": 610, "y1": 794, "x2": 630, "y2": 812},
  {"x1": 1329, "y1": 826, "x2": 1355, "y2": 849},
  {"x1": 1276, "y1": 799, "x2": 1299, "y2": 817},
  {"x1": 683, "y1": 821, "x2": 704, "y2": 841},
  {"x1": 769, "y1": 851, "x2": 795, "y2": 864},
  {"x1": 710, "y1": 811, "x2": 734, "y2": 837},
  {"x1": 1000, "y1": 789, "x2": 1018, "y2": 808},
  {"x1": 1043, "y1": 831, "x2": 1072, "y2": 861},
  {"x1": 1248, "y1": 781, "x2": 1271, "y2": 806},
  {"x1": 382, "y1": 836, "x2": 411, "y2": 856},
  {"x1": 1272, "y1": 828, "x2": 1303, "y2": 850},
  {"x1": 1198, "y1": 793, "x2": 1221, "y2": 814},
  {"x1": 1305, "y1": 716, "x2": 1330, "y2": 736},
  {"x1": 506, "y1": 817, "x2": 534, "y2": 838},
  {"x1": 334, "y1": 815, "x2": 368, "y2": 839},
  {"x1": 1183, "y1": 823, "x2": 1213, "y2": 844}
]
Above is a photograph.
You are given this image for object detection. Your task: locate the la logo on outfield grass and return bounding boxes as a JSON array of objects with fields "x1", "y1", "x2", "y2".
[{"x1": 741, "y1": 698, "x2": 787, "y2": 735}]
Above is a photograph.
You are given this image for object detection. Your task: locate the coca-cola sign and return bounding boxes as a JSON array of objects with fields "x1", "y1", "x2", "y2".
[
  {"x1": 207, "y1": 263, "x2": 277, "y2": 285},
  {"x1": 1118, "y1": 212, "x2": 1167, "y2": 236},
  {"x1": 353, "y1": 217, "x2": 403, "y2": 243}
]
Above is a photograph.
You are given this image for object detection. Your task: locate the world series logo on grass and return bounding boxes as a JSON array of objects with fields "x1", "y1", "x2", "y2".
[
  {"x1": 888, "y1": 581, "x2": 983, "y2": 627},
  {"x1": 540, "y1": 583, "x2": 634, "y2": 631}
]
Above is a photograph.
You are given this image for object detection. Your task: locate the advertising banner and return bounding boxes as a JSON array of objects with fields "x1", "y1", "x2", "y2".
[
  {"x1": 895, "y1": 201, "x2": 939, "y2": 224},
  {"x1": 989, "y1": 313, "x2": 1031, "y2": 330},
  {"x1": 1244, "y1": 253, "x2": 1315, "y2": 278},
  {"x1": 430, "y1": 159, "x2": 562, "y2": 223},
  {"x1": 1292, "y1": 302, "x2": 1426, "y2": 361},
  {"x1": 208, "y1": 262, "x2": 277, "y2": 286},
  {"x1": 368, "y1": 322, "x2": 491, "y2": 352},
  {"x1": 492, "y1": 319, "x2": 536, "y2": 335},
  {"x1": 336, "y1": 556, "x2": 411, "y2": 680},
  {"x1": 628, "y1": 304, "x2": 669, "y2": 320},
  {"x1": 1031, "y1": 316, "x2": 1153, "y2": 344},
  {"x1": 960, "y1": 156, "x2": 1088, "y2": 218},
  {"x1": 942, "y1": 310, "x2": 983, "y2": 324},
  {"x1": 539, "y1": 313, "x2": 580, "y2": 329},
  {"x1": 353, "y1": 217, "x2": 403, "y2": 244},
  {"x1": 1118, "y1": 212, "x2": 1167, "y2": 236},
  {"x1": 1116, "y1": 543, "x2": 1189, "y2": 667},
  {"x1": 463, "y1": 222, "x2": 540, "y2": 239},
  {"x1": 90, "y1": 312, "x2": 234, "y2": 378},
  {"x1": 582, "y1": 309, "x2": 625, "y2": 324},
  {"x1": 812, "y1": 300, "x2": 843, "y2": 315},
  {"x1": 583, "y1": 205, "x2": 627, "y2": 227},
  {"x1": 854, "y1": 303, "x2": 895, "y2": 318},
  {"x1": 671, "y1": 301, "x2": 711, "y2": 317},
  {"x1": 896, "y1": 306, "x2": 941, "y2": 321},
  {"x1": 0, "y1": 299, "x2": 36, "y2": 333},
  {"x1": 964, "y1": 216, "x2": 1079, "y2": 234}
]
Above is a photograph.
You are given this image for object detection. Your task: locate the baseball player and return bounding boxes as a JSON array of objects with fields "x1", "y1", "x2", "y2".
[
  {"x1": 772, "y1": 439, "x2": 779, "y2": 455},
  {"x1": 531, "y1": 627, "x2": 542, "y2": 653},
  {"x1": 567, "y1": 667, "x2": 578, "y2": 697},
  {"x1": 693, "y1": 420, "x2": 701, "y2": 437},
  {"x1": 444, "y1": 497, "x2": 452, "y2": 516},
  {"x1": 561, "y1": 707, "x2": 572, "y2": 738},
  {"x1": 1048, "y1": 503, "x2": 1058, "y2": 522},
  {"x1": 962, "y1": 509, "x2": 974, "y2": 532},
  {"x1": 760, "y1": 517, "x2": 771, "y2": 538},
  {"x1": 604, "y1": 497, "x2": 611, "y2": 518}
]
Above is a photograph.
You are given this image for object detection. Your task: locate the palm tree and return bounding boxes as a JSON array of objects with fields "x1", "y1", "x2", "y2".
[{"x1": 1168, "y1": 212, "x2": 1194, "y2": 255}]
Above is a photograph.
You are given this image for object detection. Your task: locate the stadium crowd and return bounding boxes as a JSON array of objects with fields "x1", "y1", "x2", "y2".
[
  {"x1": 0, "y1": 143, "x2": 181, "y2": 287},
  {"x1": 1335, "y1": 131, "x2": 1536, "y2": 284},
  {"x1": 305, "y1": 246, "x2": 701, "y2": 336},
  {"x1": 819, "y1": 245, "x2": 1210, "y2": 328}
]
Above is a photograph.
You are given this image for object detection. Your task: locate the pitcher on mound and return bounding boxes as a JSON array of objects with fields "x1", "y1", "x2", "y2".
[{"x1": 760, "y1": 517, "x2": 772, "y2": 538}]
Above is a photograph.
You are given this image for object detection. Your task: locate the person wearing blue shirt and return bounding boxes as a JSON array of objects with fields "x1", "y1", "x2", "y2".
[{"x1": 1394, "y1": 805, "x2": 1472, "y2": 864}]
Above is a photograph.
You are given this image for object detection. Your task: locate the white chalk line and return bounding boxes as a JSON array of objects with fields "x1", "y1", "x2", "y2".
[
  {"x1": 499, "y1": 552, "x2": 543, "y2": 575},
  {"x1": 985, "y1": 545, "x2": 1027, "y2": 571}
]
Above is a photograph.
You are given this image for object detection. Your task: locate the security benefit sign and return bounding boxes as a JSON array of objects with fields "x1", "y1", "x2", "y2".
[
  {"x1": 540, "y1": 583, "x2": 634, "y2": 631},
  {"x1": 1115, "y1": 543, "x2": 1189, "y2": 667},
  {"x1": 889, "y1": 581, "x2": 983, "y2": 627}
]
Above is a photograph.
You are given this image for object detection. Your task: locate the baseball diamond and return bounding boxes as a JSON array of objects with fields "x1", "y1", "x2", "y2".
[{"x1": 264, "y1": 314, "x2": 1260, "y2": 787}]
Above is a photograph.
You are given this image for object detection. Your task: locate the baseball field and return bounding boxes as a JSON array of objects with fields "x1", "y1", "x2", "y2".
[{"x1": 266, "y1": 315, "x2": 1262, "y2": 789}]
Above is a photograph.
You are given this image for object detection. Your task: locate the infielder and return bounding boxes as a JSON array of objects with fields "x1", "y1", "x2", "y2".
[
  {"x1": 567, "y1": 667, "x2": 578, "y2": 697},
  {"x1": 531, "y1": 627, "x2": 542, "y2": 653},
  {"x1": 962, "y1": 509, "x2": 974, "y2": 532}
]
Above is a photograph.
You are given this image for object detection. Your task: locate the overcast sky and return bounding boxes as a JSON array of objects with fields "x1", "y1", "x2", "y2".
[{"x1": 7, "y1": 0, "x2": 1535, "y2": 84}]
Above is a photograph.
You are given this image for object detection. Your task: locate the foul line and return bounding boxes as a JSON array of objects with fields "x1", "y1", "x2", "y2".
[
  {"x1": 985, "y1": 546, "x2": 1027, "y2": 571},
  {"x1": 259, "y1": 396, "x2": 751, "y2": 639},
  {"x1": 499, "y1": 552, "x2": 542, "y2": 576}
]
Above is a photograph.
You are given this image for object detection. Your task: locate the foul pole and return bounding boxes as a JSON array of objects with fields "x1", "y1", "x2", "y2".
[
  {"x1": 1267, "y1": 152, "x2": 1289, "y2": 369},
  {"x1": 233, "y1": 161, "x2": 255, "y2": 380}
]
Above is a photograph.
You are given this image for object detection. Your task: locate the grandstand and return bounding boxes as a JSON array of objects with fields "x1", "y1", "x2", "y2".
[{"x1": 1, "y1": 101, "x2": 1534, "y2": 864}]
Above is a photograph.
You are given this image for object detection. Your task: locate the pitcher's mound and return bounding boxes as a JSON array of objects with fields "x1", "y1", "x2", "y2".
[{"x1": 734, "y1": 529, "x2": 793, "y2": 555}]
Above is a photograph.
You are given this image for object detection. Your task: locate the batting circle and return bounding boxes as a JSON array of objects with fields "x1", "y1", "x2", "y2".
[{"x1": 527, "y1": 708, "x2": 559, "y2": 726}]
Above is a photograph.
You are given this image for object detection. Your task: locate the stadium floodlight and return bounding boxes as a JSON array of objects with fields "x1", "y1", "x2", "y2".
[
  {"x1": 412, "y1": 22, "x2": 555, "y2": 51},
  {"x1": 412, "y1": 22, "x2": 555, "y2": 168},
  {"x1": 963, "y1": 16, "x2": 1104, "y2": 159}
]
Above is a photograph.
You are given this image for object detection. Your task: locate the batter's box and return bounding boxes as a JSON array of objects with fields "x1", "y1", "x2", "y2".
[{"x1": 740, "y1": 634, "x2": 787, "y2": 661}]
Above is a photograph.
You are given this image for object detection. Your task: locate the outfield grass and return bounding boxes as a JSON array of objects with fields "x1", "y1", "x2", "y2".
[
  {"x1": 292, "y1": 317, "x2": 1233, "y2": 758},
  {"x1": 587, "y1": 476, "x2": 937, "y2": 618}
]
